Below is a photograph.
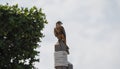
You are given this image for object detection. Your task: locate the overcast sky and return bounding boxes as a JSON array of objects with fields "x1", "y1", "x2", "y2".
[{"x1": 0, "y1": 0, "x2": 120, "y2": 69}]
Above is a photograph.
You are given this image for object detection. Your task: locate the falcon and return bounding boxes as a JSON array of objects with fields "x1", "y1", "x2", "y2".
[
  {"x1": 54, "y1": 21, "x2": 66, "y2": 45},
  {"x1": 54, "y1": 21, "x2": 69, "y2": 54}
]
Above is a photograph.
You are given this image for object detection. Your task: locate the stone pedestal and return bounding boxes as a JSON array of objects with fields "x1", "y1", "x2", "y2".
[
  {"x1": 55, "y1": 66, "x2": 68, "y2": 69},
  {"x1": 54, "y1": 40, "x2": 73, "y2": 69}
]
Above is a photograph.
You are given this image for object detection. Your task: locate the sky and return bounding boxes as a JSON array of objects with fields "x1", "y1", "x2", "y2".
[{"x1": 0, "y1": 0, "x2": 120, "y2": 69}]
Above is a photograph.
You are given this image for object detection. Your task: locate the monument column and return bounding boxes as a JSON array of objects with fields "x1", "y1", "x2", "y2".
[{"x1": 54, "y1": 40, "x2": 73, "y2": 69}]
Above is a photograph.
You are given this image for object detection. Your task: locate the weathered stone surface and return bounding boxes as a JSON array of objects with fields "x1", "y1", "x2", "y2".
[
  {"x1": 55, "y1": 66, "x2": 68, "y2": 69},
  {"x1": 68, "y1": 62, "x2": 73, "y2": 69},
  {"x1": 54, "y1": 51, "x2": 68, "y2": 66},
  {"x1": 55, "y1": 41, "x2": 68, "y2": 52}
]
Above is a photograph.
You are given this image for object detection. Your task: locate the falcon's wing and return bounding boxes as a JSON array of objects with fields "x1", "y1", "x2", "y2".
[{"x1": 61, "y1": 26, "x2": 66, "y2": 38}]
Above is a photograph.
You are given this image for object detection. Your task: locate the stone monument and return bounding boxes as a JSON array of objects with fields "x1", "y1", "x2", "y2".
[{"x1": 54, "y1": 40, "x2": 73, "y2": 69}]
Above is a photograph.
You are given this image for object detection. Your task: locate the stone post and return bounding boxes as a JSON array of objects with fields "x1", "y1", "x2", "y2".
[{"x1": 54, "y1": 40, "x2": 73, "y2": 69}]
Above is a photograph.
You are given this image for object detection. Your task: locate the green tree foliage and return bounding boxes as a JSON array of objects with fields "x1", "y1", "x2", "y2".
[{"x1": 0, "y1": 4, "x2": 47, "y2": 69}]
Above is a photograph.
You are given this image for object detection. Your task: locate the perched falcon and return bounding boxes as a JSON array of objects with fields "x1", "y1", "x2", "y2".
[
  {"x1": 54, "y1": 21, "x2": 69, "y2": 54},
  {"x1": 54, "y1": 21, "x2": 66, "y2": 45}
]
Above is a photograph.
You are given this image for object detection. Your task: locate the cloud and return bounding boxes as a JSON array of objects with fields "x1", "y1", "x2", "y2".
[{"x1": 0, "y1": 0, "x2": 120, "y2": 69}]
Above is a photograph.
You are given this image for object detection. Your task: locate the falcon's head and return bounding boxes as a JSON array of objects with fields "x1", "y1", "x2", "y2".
[
  {"x1": 56, "y1": 21, "x2": 63, "y2": 27},
  {"x1": 56, "y1": 21, "x2": 63, "y2": 24}
]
